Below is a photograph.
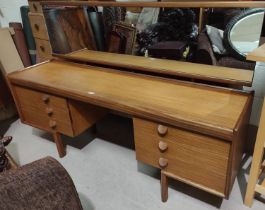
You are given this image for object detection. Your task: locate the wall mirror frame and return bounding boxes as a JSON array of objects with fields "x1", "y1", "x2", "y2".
[{"x1": 224, "y1": 8, "x2": 265, "y2": 60}]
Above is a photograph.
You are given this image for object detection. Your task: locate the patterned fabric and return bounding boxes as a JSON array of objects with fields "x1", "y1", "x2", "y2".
[{"x1": 0, "y1": 157, "x2": 83, "y2": 210}]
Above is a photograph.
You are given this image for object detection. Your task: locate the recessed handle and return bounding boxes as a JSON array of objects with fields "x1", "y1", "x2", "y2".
[
  {"x1": 49, "y1": 120, "x2": 57, "y2": 129},
  {"x1": 46, "y1": 107, "x2": 53, "y2": 116},
  {"x1": 34, "y1": 24, "x2": 39, "y2": 31},
  {"x1": 40, "y1": 45, "x2": 45, "y2": 52},
  {"x1": 42, "y1": 95, "x2": 50, "y2": 103},
  {"x1": 157, "y1": 125, "x2": 168, "y2": 137},
  {"x1": 158, "y1": 141, "x2": 168, "y2": 153},
  {"x1": 33, "y1": 3, "x2": 38, "y2": 11},
  {"x1": 159, "y1": 158, "x2": 168, "y2": 169}
]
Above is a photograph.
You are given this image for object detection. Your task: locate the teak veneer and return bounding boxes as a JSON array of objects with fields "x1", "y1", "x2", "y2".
[
  {"x1": 7, "y1": 60, "x2": 253, "y2": 199},
  {"x1": 55, "y1": 49, "x2": 254, "y2": 87},
  {"x1": 247, "y1": 43, "x2": 265, "y2": 62}
]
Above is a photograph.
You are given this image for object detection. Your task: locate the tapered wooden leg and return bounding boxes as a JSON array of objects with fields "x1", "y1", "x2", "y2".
[
  {"x1": 53, "y1": 132, "x2": 66, "y2": 158},
  {"x1": 161, "y1": 170, "x2": 168, "y2": 202},
  {"x1": 244, "y1": 98, "x2": 265, "y2": 207},
  {"x1": 244, "y1": 149, "x2": 264, "y2": 207}
]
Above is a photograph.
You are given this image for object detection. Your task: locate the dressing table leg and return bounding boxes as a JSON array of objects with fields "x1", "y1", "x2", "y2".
[
  {"x1": 161, "y1": 170, "x2": 168, "y2": 202},
  {"x1": 53, "y1": 132, "x2": 66, "y2": 158}
]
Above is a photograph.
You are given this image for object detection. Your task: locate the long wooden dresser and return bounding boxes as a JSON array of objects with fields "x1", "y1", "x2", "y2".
[{"x1": 7, "y1": 59, "x2": 253, "y2": 200}]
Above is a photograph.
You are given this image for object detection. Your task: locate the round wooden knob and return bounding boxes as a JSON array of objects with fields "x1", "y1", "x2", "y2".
[
  {"x1": 158, "y1": 141, "x2": 168, "y2": 153},
  {"x1": 49, "y1": 120, "x2": 57, "y2": 129},
  {"x1": 42, "y1": 95, "x2": 50, "y2": 103},
  {"x1": 157, "y1": 125, "x2": 168, "y2": 137},
  {"x1": 34, "y1": 24, "x2": 39, "y2": 31},
  {"x1": 159, "y1": 158, "x2": 168, "y2": 168},
  {"x1": 40, "y1": 46, "x2": 45, "y2": 52},
  {"x1": 46, "y1": 107, "x2": 53, "y2": 116}
]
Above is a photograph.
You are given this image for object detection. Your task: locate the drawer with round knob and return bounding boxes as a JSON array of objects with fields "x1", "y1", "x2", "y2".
[
  {"x1": 13, "y1": 86, "x2": 73, "y2": 136},
  {"x1": 13, "y1": 86, "x2": 107, "y2": 138},
  {"x1": 29, "y1": 1, "x2": 43, "y2": 13},
  {"x1": 35, "y1": 39, "x2": 52, "y2": 59},
  {"x1": 157, "y1": 124, "x2": 168, "y2": 137},
  {"x1": 133, "y1": 118, "x2": 230, "y2": 195},
  {"x1": 28, "y1": 13, "x2": 49, "y2": 40}
]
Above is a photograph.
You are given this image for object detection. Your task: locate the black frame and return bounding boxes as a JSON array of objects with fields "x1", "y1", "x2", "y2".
[{"x1": 224, "y1": 8, "x2": 265, "y2": 60}]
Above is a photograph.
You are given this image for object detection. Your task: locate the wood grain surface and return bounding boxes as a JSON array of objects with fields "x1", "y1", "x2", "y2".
[
  {"x1": 13, "y1": 86, "x2": 74, "y2": 136},
  {"x1": 68, "y1": 100, "x2": 107, "y2": 136},
  {"x1": 247, "y1": 43, "x2": 265, "y2": 62},
  {"x1": 55, "y1": 49, "x2": 254, "y2": 86},
  {"x1": 8, "y1": 60, "x2": 251, "y2": 140},
  {"x1": 28, "y1": 13, "x2": 49, "y2": 40},
  {"x1": 29, "y1": 1, "x2": 43, "y2": 13},
  {"x1": 134, "y1": 118, "x2": 230, "y2": 196},
  {"x1": 35, "y1": 38, "x2": 52, "y2": 59},
  {"x1": 44, "y1": 8, "x2": 96, "y2": 54}
]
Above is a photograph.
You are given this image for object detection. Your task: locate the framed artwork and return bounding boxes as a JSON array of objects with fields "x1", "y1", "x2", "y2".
[
  {"x1": 107, "y1": 31, "x2": 127, "y2": 54},
  {"x1": 113, "y1": 23, "x2": 137, "y2": 54}
]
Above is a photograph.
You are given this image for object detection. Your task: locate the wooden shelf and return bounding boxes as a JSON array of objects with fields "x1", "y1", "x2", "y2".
[
  {"x1": 39, "y1": 1, "x2": 265, "y2": 8},
  {"x1": 247, "y1": 44, "x2": 265, "y2": 62},
  {"x1": 55, "y1": 49, "x2": 254, "y2": 86}
]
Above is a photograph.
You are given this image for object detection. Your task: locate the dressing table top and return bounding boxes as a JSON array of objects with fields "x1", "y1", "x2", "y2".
[{"x1": 8, "y1": 60, "x2": 251, "y2": 140}]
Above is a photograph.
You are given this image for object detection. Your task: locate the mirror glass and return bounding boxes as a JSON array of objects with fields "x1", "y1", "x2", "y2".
[{"x1": 224, "y1": 9, "x2": 265, "y2": 59}]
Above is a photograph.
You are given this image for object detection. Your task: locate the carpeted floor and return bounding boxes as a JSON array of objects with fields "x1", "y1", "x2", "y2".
[{"x1": 3, "y1": 119, "x2": 265, "y2": 210}]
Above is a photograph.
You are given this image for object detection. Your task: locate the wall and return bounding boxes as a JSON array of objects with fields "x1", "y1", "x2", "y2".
[{"x1": 0, "y1": 0, "x2": 28, "y2": 27}]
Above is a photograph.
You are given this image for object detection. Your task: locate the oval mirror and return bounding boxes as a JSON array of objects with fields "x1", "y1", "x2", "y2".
[{"x1": 224, "y1": 8, "x2": 265, "y2": 60}]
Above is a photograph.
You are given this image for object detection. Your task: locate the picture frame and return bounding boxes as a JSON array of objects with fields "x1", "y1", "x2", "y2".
[
  {"x1": 112, "y1": 22, "x2": 137, "y2": 54},
  {"x1": 107, "y1": 31, "x2": 127, "y2": 54}
]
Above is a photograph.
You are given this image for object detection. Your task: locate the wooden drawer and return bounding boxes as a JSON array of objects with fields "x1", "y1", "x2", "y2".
[
  {"x1": 28, "y1": 13, "x2": 49, "y2": 40},
  {"x1": 14, "y1": 86, "x2": 74, "y2": 136},
  {"x1": 35, "y1": 38, "x2": 52, "y2": 59},
  {"x1": 133, "y1": 118, "x2": 230, "y2": 195},
  {"x1": 29, "y1": 1, "x2": 43, "y2": 13}
]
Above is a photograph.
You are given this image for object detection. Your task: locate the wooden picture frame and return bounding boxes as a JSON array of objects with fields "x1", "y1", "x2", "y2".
[
  {"x1": 107, "y1": 31, "x2": 127, "y2": 53},
  {"x1": 113, "y1": 23, "x2": 137, "y2": 54}
]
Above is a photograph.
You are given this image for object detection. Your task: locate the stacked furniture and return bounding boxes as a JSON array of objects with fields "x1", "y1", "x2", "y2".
[{"x1": 28, "y1": 1, "x2": 52, "y2": 61}]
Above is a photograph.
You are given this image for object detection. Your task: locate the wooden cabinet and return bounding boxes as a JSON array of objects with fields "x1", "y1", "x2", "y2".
[
  {"x1": 14, "y1": 86, "x2": 74, "y2": 136},
  {"x1": 28, "y1": 13, "x2": 49, "y2": 40},
  {"x1": 7, "y1": 60, "x2": 253, "y2": 198},
  {"x1": 29, "y1": 1, "x2": 43, "y2": 13},
  {"x1": 35, "y1": 39, "x2": 52, "y2": 59},
  {"x1": 134, "y1": 118, "x2": 230, "y2": 197},
  {"x1": 13, "y1": 86, "x2": 106, "y2": 137},
  {"x1": 28, "y1": 5, "x2": 52, "y2": 61}
]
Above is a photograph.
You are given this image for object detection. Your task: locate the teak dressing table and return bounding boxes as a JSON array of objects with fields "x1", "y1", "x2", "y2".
[
  {"x1": 12, "y1": 0, "x2": 261, "y2": 203},
  {"x1": 8, "y1": 58, "x2": 253, "y2": 201}
]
